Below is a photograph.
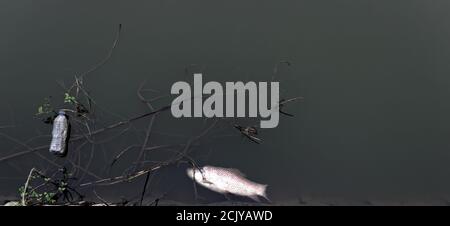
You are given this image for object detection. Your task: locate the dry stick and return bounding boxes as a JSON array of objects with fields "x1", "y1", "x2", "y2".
[
  {"x1": 67, "y1": 159, "x2": 102, "y2": 180},
  {"x1": 0, "y1": 105, "x2": 171, "y2": 163},
  {"x1": 85, "y1": 125, "x2": 131, "y2": 145},
  {"x1": 135, "y1": 81, "x2": 156, "y2": 164},
  {"x1": 8, "y1": 135, "x2": 52, "y2": 153},
  {"x1": 150, "y1": 131, "x2": 190, "y2": 138},
  {"x1": 148, "y1": 95, "x2": 170, "y2": 102},
  {"x1": 139, "y1": 171, "x2": 153, "y2": 206},
  {"x1": 22, "y1": 168, "x2": 37, "y2": 206},
  {"x1": 136, "y1": 82, "x2": 157, "y2": 204},
  {"x1": 110, "y1": 145, "x2": 139, "y2": 167},
  {"x1": 148, "y1": 193, "x2": 166, "y2": 206},
  {"x1": 99, "y1": 143, "x2": 111, "y2": 175},
  {"x1": 34, "y1": 152, "x2": 63, "y2": 169},
  {"x1": 111, "y1": 144, "x2": 188, "y2": 168},
  {"x1": 134, "y1": 116, "x2": 156, "y2": 168},
  {"x1": 83, "y1": 105, "x2": 170, "y2": 138},
  {"x1": 93, "y1": 190, "x2": 110, "y2": 206},
  {"x1": 79, "y1": 165, "x2": 159, "y2": 187},
  {"x1": 78, "y1": 24, "x2": 122, "y2": 80},
  {"x1": 1, "y1": 129, "x2": 52, "y2": 174},
  {"x1": 0, "y1": 132, "x2": 63, "y2": 169}
]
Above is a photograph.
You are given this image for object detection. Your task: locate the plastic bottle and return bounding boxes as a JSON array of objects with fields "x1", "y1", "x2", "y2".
[{"x1": 49, "y1": 110, "x2": 70, "y2": 157}]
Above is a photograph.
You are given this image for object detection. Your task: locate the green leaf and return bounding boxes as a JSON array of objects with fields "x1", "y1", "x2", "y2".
[
  {"x1": 64, "y1": 93, "x2": 77, "y2": 104},
  {"x1": 37, "y1": 106, "x2": 43, "y2": 114}
]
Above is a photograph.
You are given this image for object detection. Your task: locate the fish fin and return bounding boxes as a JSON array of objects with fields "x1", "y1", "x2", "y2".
[
  {"x1": 228, "y1": 168, "x2": 246, "y2": 177},
  {"x1": 249, "y1": 195, "x2": 261, "y2": 203},
  {"x1": 202, "y1": 178, "x2": 214, "y2": 185},
  {"x1": 223, "y1": 193, "x2": 233, "y2": 201},
  {"x1": 260, "y1": 184, "x2": 271, "y2": 203}
]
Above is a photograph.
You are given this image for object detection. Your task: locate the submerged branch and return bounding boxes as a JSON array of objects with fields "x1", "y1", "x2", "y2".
[{"x1": 79, "y1": 24, "x2": 122, "y2": 80}]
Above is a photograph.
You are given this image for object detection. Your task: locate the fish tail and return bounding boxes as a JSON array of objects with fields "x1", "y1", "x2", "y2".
[{"x1": 259, "y1": 184, "x2": 271, "y2": 203}]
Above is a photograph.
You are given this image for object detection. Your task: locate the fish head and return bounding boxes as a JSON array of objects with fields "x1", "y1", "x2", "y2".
[
  {"x1": 186, "y1": 167, "x2": 194, "y2": 179},
  {"x1": 187, "y1": 167, "x2": 215, "y2": 185},
  {"x1": 186, "y1": 167, "x2": 203, "y2": 181}
]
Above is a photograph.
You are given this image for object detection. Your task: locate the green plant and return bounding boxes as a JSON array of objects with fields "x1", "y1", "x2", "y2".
[
  {"x1": 19, "y1": 185, "x2": 57, "y2": 205},
  {"x1": 64, "y1": 92, "x2": 77, "y2": 104},
  {"x1": 36, "y1": 97, "x2": 53, "y2": 116},
  {"x1": 19, "y1": 168, "x2": 82, "y2": 206}
]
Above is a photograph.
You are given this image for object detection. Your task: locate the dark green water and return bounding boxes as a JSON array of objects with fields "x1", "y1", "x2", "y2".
[{"x1": 1, "y1": 0, "x2": 450, "y2": 205}]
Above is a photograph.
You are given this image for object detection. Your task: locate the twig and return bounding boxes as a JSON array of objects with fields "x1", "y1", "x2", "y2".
[
  {"x1": 133, "y1": 81, "x2": 158, "y2": 170},
  {"x1": 0, "y1": 132, "x2": 63, "y2": 168},
  {"x1": 148, "y1": 193, "x2": 166, "y2": 206},
  {"x1": 93, "y1": 190, "x2": 110, "y2": 206},
  {"x1": 67, "y1": 158, "x2": 102, "y2": 180},
  {"x1": 110, "y1": 145, "x2": 139, "y2": 167},
  {"x1": 139, "y1": 171, "x2": 153, "y2": 206},
  {"x1": 78, "y1": 24, "x2": 122, "y2": 79},
  {"x1": 22, "y1": 168, "x2": 37, "y2": 206}
]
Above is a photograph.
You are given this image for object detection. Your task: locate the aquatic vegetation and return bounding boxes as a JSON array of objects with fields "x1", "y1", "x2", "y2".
[{"x1": 19, "y1": 168, "x2": 82, "y2": 206}]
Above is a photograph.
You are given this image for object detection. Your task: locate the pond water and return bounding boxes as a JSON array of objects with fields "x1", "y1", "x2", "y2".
[{"x1": 1, "y1": 0, "x2": 450, "y2": 205}]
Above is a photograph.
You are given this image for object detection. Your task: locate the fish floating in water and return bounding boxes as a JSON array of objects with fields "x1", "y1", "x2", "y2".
[
  {"x1": 186, "y1": 165, "x2": 269, "y2": 202},
  {"x1": 49, "y1": 110, "x2": 70, "y2": 157}
]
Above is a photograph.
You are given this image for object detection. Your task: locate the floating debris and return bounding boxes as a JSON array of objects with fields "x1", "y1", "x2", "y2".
[
  {"x1": 278, "y1": 96, "x2": 304, "y2": 117},
  {"x1": 49, "y1": 110, "x2": 70, "y2": 157},
  {"x1": 187, "y1": 165, "x2": 269, "y2": 202},
  {"x1": 234, "y1": 124, "x2": 261, "y2": 144}
]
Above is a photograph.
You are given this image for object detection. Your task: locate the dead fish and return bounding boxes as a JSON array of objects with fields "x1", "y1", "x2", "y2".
[
  {"x1": 186, "y1": 165, "x2": 269, "y2": 202},
  {"x1": 49, "y1": 110, "x2": 70, "y2": 157}
]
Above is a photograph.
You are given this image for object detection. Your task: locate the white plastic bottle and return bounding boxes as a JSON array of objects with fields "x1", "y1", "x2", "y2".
[{"x1": 49, "y1": 110, "x2": 70, "y2": 157}]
